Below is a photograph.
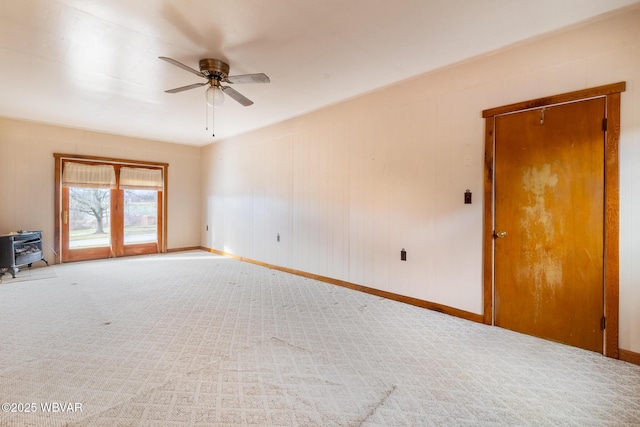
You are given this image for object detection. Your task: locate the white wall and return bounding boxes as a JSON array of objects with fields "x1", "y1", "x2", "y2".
[
  {"x1": 0, "y1": 118, "x2": 202, "y2": 255},
  {"x1": 202, "y1": 6, "x2": 640, "y2": 353}
]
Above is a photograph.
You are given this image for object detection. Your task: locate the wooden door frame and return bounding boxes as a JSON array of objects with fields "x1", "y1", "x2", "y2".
[
  {"x1": 53, "y1": 153, "x2": 169, "y2": 263},
  {"x1": 481, "y1": 82, "x2": 626, "y2": 358}
]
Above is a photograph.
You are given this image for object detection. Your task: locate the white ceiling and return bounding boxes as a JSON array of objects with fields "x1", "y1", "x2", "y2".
[{"x1": 0, "y1": 0, "x2": 637, "y2": 146}]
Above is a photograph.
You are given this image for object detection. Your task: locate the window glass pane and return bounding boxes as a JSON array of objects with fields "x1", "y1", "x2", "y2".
[
  {"x1": 69, "y1": 187, "x2": 111, "y2": 249},
  {"x1": 124, "y1": 189, "x2": 158, "y2": 245}
]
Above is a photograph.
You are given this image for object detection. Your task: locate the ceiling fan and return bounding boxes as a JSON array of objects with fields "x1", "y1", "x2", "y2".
[{"x1": 159, "y1": 56, "x2": 270, "y2": 106}]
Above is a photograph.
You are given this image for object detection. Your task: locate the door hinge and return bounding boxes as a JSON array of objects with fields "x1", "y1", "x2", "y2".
[
  {"x1": 602, "y1": 118, "x2": 608, "y2": 132},
  {"x1": 601, "y1": 316, "x2": 606, "y2": 330}
]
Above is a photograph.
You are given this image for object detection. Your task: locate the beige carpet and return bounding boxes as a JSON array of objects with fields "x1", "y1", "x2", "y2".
[
  {"x1": 0, "y1": 264, "x2": 56, "y2": 284},
  {"x1": 0, "y1": 251, "x2": 639, "y2": 426},
  {"x1": 76, "y1": 337, "x2": 394, "y2": 426}
]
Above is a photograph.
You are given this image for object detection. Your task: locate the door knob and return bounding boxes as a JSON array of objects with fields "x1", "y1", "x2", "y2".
[{"x1": 494, "y1": 231, "x2": 507, "y2": 238}]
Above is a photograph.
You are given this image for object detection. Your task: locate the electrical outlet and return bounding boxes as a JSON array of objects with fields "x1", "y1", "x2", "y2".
[
  {"x1": 277, "y1": 233, "x2": 280, "y2": 242},
  {"x1": 206, "y1": 225, "x2": 209, "y2": 231},
  {"x1": 401, "y1": 248, "x2": 407, "y2": 261},
  {"x1": 464, "y1": 189, "x2": 472, "y2": 204}
]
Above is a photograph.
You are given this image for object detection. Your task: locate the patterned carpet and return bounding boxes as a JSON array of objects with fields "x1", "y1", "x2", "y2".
[
  {"x1": 0, "y1": 263, "x2": 56, "y2": 284},
  {"x1": 0, "y1": 251, "x2": 638, "y2": 426}
]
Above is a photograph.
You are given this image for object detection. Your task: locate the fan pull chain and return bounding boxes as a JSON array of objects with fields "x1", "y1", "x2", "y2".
[
  {"x1": 205, "y1": 98, "x2": 215, "y2": 137},
  {"x1": 211, "y1": 103, "x2": 215, "y2": 137}
]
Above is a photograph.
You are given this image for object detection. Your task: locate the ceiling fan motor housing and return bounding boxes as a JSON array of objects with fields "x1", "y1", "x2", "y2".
[{"x1": 199, "y1": 59, "x2": 230, "y2": 80}]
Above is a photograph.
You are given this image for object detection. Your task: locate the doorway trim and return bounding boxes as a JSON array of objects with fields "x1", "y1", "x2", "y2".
[
  {"x1": 53, "y1": 153, "x2": 169, "y2": 264},
  {"x1": 481, "y1": 82, "x2": 626, "y2": 358}
]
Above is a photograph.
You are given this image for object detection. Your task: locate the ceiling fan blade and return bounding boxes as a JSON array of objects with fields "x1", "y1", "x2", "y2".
[
  {"x1": 221, "y1": 86, "x2": 254, "y2": 106},
  {"x1": 165, "y1": 82, "x2": 207, "y2": 93},
  {"x1": 225, "y1": 73, "x2": 270, "y2": 84},
  {"x1": 159, "y1": 56, "x2": 205, "y2": 78}
]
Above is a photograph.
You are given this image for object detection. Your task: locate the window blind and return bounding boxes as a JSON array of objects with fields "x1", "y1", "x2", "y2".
[
  {"x1": 62, "y1": 162, "x2": 116, "y2": 188},
  {"x1": 119, "y1": 167, "x2": 163, "y2": 191}
]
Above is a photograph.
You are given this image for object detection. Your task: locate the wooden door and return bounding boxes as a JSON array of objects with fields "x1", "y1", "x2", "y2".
[{"x1": 494, "y1": 97, "x2": 605, "y2": 352}]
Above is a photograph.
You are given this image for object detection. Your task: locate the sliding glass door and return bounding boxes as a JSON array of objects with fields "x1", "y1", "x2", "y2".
[{"x1": 57, "y1": 157, "x2": 166, "y2": 263}]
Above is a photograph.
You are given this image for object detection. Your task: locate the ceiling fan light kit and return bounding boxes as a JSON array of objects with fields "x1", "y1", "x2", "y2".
[
  {"x1": 206, "y1": 82, "x2": 225, "y2": 107},
  {"x1": 159, "y1": 56, "x2": 270, "y2": 137}
]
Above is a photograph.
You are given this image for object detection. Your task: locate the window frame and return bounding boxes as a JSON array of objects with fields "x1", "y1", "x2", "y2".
[{"x1": 54, "y1": 153, "x2": 169, "y2": 263}]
